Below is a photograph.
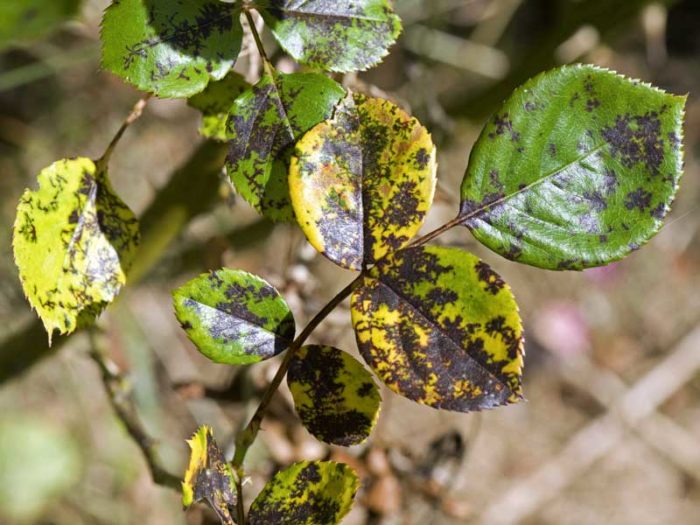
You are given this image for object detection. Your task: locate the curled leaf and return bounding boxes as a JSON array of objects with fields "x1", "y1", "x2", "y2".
[
  {"x1": 288, "y1": 345, "x2": 381, "y2": 446},
  {"x1": 101, "y1": 0, "x2": 243, "y2": 98},
  {"x1": 351, "y1": 246, "x2": 524, "y2": 412},
  {"x1": 182, "y1": 426, "x2": 237, "y2": 525},
  {"x1": 188, "y1": 71, "x2": 250, "y2": 141},
  {"x1": 260, "y1": 0, "x2": 402, "y2": 73},
  {"x1": 248, "y1": 461, "x2": 359, "y2": 525},
  {"x1": 172, "y1": 269, "x2": 295, "y2": 365},
  {"x1": 460, "y1": 64, "x2": 686, "y2": 270},
  {"x1": 13, "y1": 158, "x2": 139, "y2": 342},
  {"x1": 226, "y1": 70, "x2": 345, "y2": 222},
  {"x1": 290, "y1": 93, "x2": 436, "y2": 270}
]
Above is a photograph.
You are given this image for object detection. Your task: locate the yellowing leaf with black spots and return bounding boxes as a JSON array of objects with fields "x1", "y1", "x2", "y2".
[
  {"x1": 288, "y1": 345, "x2": 381, "y2": 446},
  {"x1": 460, "y1": 64, "x2": 686, "y2": 270},
  {"x1": 248, "y1": 461, "x2": 359, "y2": 525},
  {"x1": 13, "y1": 158, "x2": 139, "y2": 342},
  {"x1": 100, "y1": 0, "x2": 243, "y2": 98},
  {"x1": 173, "y1": 269, "x2": 295, "y2": 365},
  {"x1": 226, "y1": 70, "x2": 345, "y2": 222},
  {"x1": 188, "y1": 71, "x2": 250, "y2": 141},
  {"x1": 182, "y1": 426, "x2": 237, "y2": 525},
  {"x1": 259, "y1": 0, "x2": 402, "y2": 73},
  {"x1": 351, "y1": 246, "x2": 524, "y2": 412},
  {"x1": 290, "y1": 93, "x2": 436, "y2": 270}
]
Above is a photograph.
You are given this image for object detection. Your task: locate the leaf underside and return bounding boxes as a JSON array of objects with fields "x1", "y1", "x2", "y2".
[
  {"x1": 288, "y1": 345, "x2": 381, "y2": 446},
  {"x1": 173, "y1": 269, "x2": 295, "y2": 365},
  {"x1": 182, "y1": 426, "x2": 237, "y2": 525},
  {"x1": 290, "y1": 93, "x2": 437, "y2": 270},
  {"x1": 351, "y1": 246, "x2": 524, "y2": 412},
  {"x1": 460, "y1": 64, "x2": 686, "y2": 270},
  {"x1": 248, "y1": 461, "x2": 359, "y2": 525},
  {"x1": 101, "y1": 0, "x2": 243, "y2": 98},
  {"x1": 226, "y1": 71, "x2": 345, "y2": 222},
  {"x1": 13, "y1": 158, "x2": 139, "y2": 341},
  {"x1": 260, "y1": 0, "x2": 402, "y2": 73}
]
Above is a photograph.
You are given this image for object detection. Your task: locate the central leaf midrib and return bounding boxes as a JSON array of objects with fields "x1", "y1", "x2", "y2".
[
  {"x1": 190, "y1": 298, "x2": 291, "y2": 343},
  {"x1": 461, "y1": 142, "x2": 607, "y2": 223},
  {"x1": 371, "y1": 277, "x2": 513, "y2": 394}
]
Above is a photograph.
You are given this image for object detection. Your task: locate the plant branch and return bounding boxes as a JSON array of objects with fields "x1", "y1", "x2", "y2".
[
  {"x1": 97, "y1": 94, "x2": 151, "y2": 169},
  {"x1": 87, "y1": 329, "x2": 181, "y2": 490},
  {"x1": 232, "y1": 274, "x2": 366, "y2": 469}
]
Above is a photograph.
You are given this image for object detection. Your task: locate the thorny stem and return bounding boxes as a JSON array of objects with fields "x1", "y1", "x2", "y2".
[
  {"x1": 87, "y1": 329, "x2": 181, "y2": 490},
  {"x1": 96, "y1": 94, "x2": 151, "y2": 170}
]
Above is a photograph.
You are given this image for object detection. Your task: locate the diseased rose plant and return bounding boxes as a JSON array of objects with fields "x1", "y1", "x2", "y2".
[{"x1": 11, "y1": 1, "x2": 685, "y2": 523}]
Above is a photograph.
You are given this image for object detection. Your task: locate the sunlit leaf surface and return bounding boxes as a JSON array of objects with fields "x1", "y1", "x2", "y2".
[
  {"x1": 226, "y1": 70, "x2": 345, "y2": 222},
  {"x1": 288, "y1": 345, "x2": 381, "y2": 446},
  {"x1": 460, "y1": 64, "x2": 686, "y2": 270},
  {"x1": 173, "y1": 269, "x2": 295, "y2": 365},
  {"x1": 290, "y1": 93, "x2": 436, "y2": 270},
  {"x1": 260, "y1": 0, "x2": 401, "y2": 73},
  {"x1": 351, "y1": 246, "x2": 524, "y2": 412},
  {"x1": 13, "y1": 158, "x2": 139, "y2": 342},
  {"x1": 101, "y1": 0, "x2": 243, "y2": 98},
  {"x1": 248, "y1": 461, "x2": 359, "y2": 525}
]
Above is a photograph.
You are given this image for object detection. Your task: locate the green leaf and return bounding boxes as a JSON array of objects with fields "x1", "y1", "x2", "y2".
[
  {"x1": 226, "y1": 70, "x2": 345, "y2": 222},
  {"x1": 460, "y1": 64, "x2": 686, "y2": 270},
  {"x1": 182, "y1": 426, "x2": 237, "y2": 525},
  {"x1": 0, "y1": 0, "x2": 82, "y2": 48},
  {"x1": 259, "y1": 0, "x2": 402, "y2": 73},
  {"x1": 100, "y1": 0, "x2": 243, "y2": 98},
  {"x1": 13, "y1": 158, "x2": 139, "y2": 342},
  {"x1": 290, "y1": 93, "x2": 436, "y2": 270},
  {"x1": 248, "y1": 461, "x2": 359, "y2": 525},
  {"x1": 188, "y1": 71, "x2": 250, "y2": 141},
  {"x1": 173, "y1": 268, "x2": 295, "y2": 365},
  {"x1": 288, "y1": 345, "x2": 381, "y2": 446},
  {"x1": 351, "y1": 246, "x2": 524, "y2": 412}
]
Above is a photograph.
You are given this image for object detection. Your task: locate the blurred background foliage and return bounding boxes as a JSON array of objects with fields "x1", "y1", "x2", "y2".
[{"x1": 1, "y1": 1, "x2": 699, "y2": 524}]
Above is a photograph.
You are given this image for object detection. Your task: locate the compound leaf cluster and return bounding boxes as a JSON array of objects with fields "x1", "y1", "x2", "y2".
[
  {"x1": 99, "y1": 0, "x2": 402, "y2": 98},
  {"x1": 15, "y1": 2, "x2": 689, "y2": 523},
  {"x1": 13, "y1": 158, "x2": 139, "y2": 342}
]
